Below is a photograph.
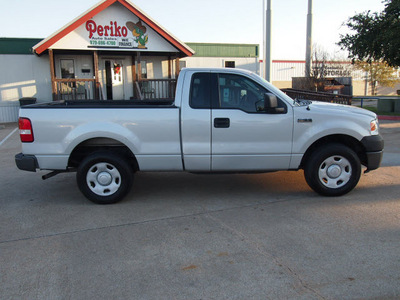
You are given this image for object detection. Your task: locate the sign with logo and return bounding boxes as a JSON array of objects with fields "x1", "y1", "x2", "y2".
[
  {"x1": 49, "y1": 2, "x2": 178, "y2": 53},
  {"x1": 85, "y1": 20, "x2": 148, "y2": 49}
]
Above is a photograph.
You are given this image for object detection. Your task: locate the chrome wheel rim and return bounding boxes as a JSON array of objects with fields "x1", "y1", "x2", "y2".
[
  {"x1": 86, "y1": 162, "x2": 121, "y2": 196},
  {"x1": 318, "y1": 155, "x2": 352, "y2": 189}
]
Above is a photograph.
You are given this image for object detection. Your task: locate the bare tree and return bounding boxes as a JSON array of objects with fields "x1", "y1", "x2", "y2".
[
  {"x1": 296, "y1": 45, "x2": 352, "y2": 92},
  {"x1": 297, "y1": 45, "x2": 331, "y2": 91}
]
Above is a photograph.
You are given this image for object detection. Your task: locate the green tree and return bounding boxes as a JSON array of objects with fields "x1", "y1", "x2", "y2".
[
  {"x1": 355, "y1": 60, "x2": 400, "y2": 95},
  {"x1": 339, "y1": 0, "x2": 400, "y2": 67}
]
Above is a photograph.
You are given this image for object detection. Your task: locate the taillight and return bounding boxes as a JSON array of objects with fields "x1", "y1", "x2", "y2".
[{"x1": 19, "y1": 117, "x2": 34, "y2": 142}]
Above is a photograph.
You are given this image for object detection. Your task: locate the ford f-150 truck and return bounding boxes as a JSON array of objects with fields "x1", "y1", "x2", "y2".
[{"x1": 15, "y1": 68, "x2": 384, "y2": 204}]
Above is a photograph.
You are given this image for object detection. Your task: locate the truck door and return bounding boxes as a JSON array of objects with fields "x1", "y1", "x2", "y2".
[
  {"x1": 180, "y1": 72, "x2": 213, "y2": 171},
  {"x1": 211, "y1": 73, "x2": 293, "y2": 171}
]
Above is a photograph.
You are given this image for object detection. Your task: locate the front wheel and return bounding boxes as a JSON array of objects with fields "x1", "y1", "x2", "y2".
[
  {"x1": 304, "y1": 144, "x2": 361, "y2": 196},
  {"x1": 77, "y1": 152, "x2": 133, "y2": 204}
]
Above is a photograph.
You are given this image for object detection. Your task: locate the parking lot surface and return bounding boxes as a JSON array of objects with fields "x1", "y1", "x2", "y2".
[{"x1": 1, "y1": 121, "x2": 400, "y2": 299}]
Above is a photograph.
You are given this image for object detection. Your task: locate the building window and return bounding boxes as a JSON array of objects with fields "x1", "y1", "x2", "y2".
[
  {"x1": 60, "y1": 59, "x2": 75, "y2": 79},
  {"x1": 141, "y1": 60, "x2": 147, "y2": 79},
  {"x1": 225, "y1": 61, "x2": 235, "y2": 68}
]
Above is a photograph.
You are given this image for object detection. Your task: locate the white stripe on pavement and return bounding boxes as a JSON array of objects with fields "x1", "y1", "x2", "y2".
[{"x1": 0, "y1": 128, "x2": 18, "y2": 147}]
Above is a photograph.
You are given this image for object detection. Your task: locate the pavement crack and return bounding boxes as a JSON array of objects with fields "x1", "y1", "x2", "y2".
[
  {"x1": 205, "y1": 213, "x2": 327, "y2": 300},
  {"x1": 0, "y1": 198, "x2": 299, "y2": 245}
]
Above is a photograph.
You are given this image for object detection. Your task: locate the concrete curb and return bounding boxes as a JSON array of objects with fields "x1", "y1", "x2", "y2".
[{"x1": 378, "y1": 115, "x2": 400, "y2": 121}]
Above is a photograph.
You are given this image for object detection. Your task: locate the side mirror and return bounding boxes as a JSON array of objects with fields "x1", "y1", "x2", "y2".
[
  {"x1": 256, "y1": 93, "x2": 285, "y2": 113},
  {"x1": 264, "y1": 93, "x2": 278, "y2": 109},
  {"x1": 258, "y1": 93, "x2": 285, "y2": 113}
]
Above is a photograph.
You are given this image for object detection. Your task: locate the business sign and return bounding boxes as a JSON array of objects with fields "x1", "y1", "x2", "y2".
[
  {"x1": 313, "y1": 65, "x2": 352, "y2": 77},
  {"x1": 85, "y1": 20, "x2": 148, "y2": 49},
  {"x1": 49, "y1": 2, "x2": 178, "y2": 53}
]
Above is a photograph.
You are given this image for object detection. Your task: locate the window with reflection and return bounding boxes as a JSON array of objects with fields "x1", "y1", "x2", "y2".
[{"x1": 217, "y1": 74, "x2": 286, "y2": 113}]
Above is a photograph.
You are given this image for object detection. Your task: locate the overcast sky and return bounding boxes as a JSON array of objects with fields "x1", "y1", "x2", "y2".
[{"x1": 0, "y1": 0, "x2": 386, "y2": 60}]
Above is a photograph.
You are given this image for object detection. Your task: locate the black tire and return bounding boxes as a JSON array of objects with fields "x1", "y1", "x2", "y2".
[
  {"x1": 304, "y1": 143, "x2": 361, "y2": 196},
  {"x1": 77, "y1": 151, "x2": 133, "y2": 204}
]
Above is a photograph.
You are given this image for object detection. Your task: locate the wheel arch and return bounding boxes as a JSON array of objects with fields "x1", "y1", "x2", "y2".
[
  {"x1": 68, "y1": 137, "x2": 139, "y2": 171},
  {"x1": 300, "y1": 134, "x2": 367, "y2": 169}
]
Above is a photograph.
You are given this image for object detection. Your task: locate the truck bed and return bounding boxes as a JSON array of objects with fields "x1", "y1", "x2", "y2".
[{"x1": 24, "y1": 99, "x2": 176, "y2": 109}]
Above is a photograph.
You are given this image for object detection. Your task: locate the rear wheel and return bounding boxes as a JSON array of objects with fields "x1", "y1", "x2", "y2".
[
  {"x1": 304, "y1": 144, "x2": 361, "y2": 196},
  {"x1": 77, "y1": 152, "x2": 133, "y2": 204}
]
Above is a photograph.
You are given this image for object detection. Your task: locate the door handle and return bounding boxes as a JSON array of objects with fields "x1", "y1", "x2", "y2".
[{"x1": 214, "y1": 118, "x2": 230, "y2": 128}]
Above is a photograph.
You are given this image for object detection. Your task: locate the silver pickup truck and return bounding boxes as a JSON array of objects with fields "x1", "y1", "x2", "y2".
[{"x1": 15, "y1": 68, "x2": 384, "y2": 204}]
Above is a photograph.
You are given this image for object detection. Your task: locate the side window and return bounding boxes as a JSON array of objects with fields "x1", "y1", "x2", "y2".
[
  {"x1": 217, "y1": 74, "x2": 286, "y2": 113},
  {"x1": 190, "y1": 73, "x2": 211, "y2": 109}
]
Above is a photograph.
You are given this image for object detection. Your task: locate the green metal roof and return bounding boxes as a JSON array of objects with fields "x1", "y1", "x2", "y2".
[
  {"x1": 0, "y1": 38, "x2": 43, "y2": 54},
  {"x1": 0, "y1": 38, "x2": 259, "y2": 58},
  {"x1": 186, "y1": 43, "x2": 259, "y2": 58}
]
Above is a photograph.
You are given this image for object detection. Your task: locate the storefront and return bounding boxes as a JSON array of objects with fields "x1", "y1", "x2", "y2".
[
  {"x1": 2, "y1": 0, "x2": 400, "y2": 122},
  {"x1": 33, "y1": 0, "x2": 194, "y2": 101}
]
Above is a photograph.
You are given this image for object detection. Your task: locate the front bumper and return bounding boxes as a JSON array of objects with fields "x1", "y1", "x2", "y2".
[
  {"x1": 15, "y1": 153, "x2": 38, "y2": 172},
  {"x1": 361, "y1": 135, "x2": 384, "y2": 171}
]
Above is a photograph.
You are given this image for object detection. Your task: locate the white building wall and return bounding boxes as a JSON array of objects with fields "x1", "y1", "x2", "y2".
[
  {"x1": 145, "y1": 56, "x2": 170, "y2": 79},
  {"x1": 182, "y1": 57, "x2": 260, "y2": 75},
  {"x1": 271, "y1": 61, "x2": 366, "y2": 81},
  {"x1": 0, "y1": 102, "x2": 19, "y2": 123},
  {"x1": 54, "y1": 54, "x2": 94, "y2": 79},
  {"x1": 0, "y1": 54, "x2": 52, "y2": 122},
  {"x1": 272, "y1": 61, "x2": 305, "y2": 81}
]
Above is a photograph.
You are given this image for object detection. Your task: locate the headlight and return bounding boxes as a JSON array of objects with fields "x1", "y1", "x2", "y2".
[{"x1": 370, "y1": 119, "x2": 379, "y2": 135}]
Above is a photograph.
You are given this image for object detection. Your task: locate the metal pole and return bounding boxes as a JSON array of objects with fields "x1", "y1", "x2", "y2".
[
  {"x1": 264, "y1": 0, "x2": 272, "y2": 82},
  {"x1": 262, "y1": 0, "x2": 265, "y2": 78},
  {"x1": 364, "y1": 71, "x2": 369, "y2": 96},
  {"x1": 305, "y1": 0, "x2": 313, "y2": 77}
]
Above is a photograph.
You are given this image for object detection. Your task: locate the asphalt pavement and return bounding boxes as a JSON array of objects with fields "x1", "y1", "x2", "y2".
[{"x1": 1, "y1": 121, "x2": 399, "y2": 299}]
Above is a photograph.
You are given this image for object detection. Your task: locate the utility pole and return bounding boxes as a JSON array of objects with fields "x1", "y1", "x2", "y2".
[
  {"x1": 264, "y1": 0, "x2": 272, "y2": 82},
  {"x1": 305, "y1": 0, "x2": 313, "y2": 78}
]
